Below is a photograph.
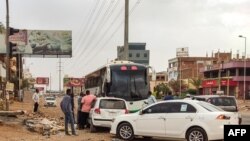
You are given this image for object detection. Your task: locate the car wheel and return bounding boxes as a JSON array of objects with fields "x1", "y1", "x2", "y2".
[
  {"x1": 117, "y1": 122, "x2": 134, "y2": 140},
  {"x1": 90, "y1": 120, "x2": 97, "y2": 133},
  {"x1": 186, "y1": 127, "x2": 208, "y2": 141}
]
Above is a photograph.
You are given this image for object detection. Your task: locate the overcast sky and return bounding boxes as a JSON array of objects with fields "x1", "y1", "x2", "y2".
[{"x1": 0, "y1": 0, "x2": 249, "y2": 90}]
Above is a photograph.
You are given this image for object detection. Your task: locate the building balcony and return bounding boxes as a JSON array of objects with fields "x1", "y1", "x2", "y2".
[{"x1": 232, "y1": 76, "x2": 250, "y2": 81}]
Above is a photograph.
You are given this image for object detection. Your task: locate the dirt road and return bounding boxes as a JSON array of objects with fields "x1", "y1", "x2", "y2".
[
  {"x1": 1, "y1": 91, "x2": 249, "y2": 141},
  {"x1": 0, "y1": 91, "x2": 115, "y2": 141}
]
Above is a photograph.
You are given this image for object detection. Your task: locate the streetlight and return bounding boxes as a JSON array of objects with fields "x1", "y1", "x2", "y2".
[{"x1": 239, "y1": 35, "x2": 246, "y2": 102}]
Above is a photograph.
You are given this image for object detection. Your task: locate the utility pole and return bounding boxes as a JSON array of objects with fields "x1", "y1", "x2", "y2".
[
  {"x1": 179, "y1": 57, "x2": 182, "y2": 96},
  {"x1": 5, "y1": 0, "x2": 10, "y2": 111},
  {"x1": 58, "y1": 58, "x2": 62, "y2": 94},
  {"x1": 124, "y1": 0, "x2": 129, "y2": 60},
  {"x1": 50, "y1": 73, "x2": 52, "y2": 95}
]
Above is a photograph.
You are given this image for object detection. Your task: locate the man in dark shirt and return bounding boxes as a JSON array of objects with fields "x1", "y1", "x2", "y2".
[
  {"x1": 60, "y1": 89, "x2": 77, "y2": 136},
  {"x1": 164, "y1": 92, "x2": 174, "y2": 100}
]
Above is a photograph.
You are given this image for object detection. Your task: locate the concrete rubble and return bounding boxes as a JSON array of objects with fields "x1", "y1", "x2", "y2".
[
  {"x1": 0, "y1": 110, "x2": 26, "y2": 116},
  {"x1": 25, "y1": 116, "x2": 65, "y2": 136}
]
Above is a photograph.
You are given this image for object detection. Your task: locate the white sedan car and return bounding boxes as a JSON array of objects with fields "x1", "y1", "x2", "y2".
[
  {"x1": 89, "y1": 97, "x2": 128, "y2": 132},
  {"x1": 44, "y1": 96, "x2": 57, "y2": 107},
  {"x1": 110, "y1": 100, "x2": 239, "y2": 141}
]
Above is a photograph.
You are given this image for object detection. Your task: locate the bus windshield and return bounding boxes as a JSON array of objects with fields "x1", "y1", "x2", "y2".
[{"x1": 108, "y1": 65, "x2": 148, "y2": 101}]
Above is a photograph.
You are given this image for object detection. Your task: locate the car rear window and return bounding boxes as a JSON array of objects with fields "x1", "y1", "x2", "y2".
[
  {"x1": 208, "y1": 97, "x2": 236, "y2": 106},
  {"x1": 197, "y1": 101, "x2": 224, "y2": 112},
  {"x1": 99, "y1": 99, "x2": 126, "y2": 109}
]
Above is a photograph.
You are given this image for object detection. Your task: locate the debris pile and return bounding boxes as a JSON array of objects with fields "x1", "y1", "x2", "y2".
[{"x1": 24, "y1": 113, "x2": 65, "y2": 136}]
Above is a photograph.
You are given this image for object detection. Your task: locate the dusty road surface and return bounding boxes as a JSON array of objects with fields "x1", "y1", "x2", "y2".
[
  {"x1": 0, "y1": 91, "x2": 115, "y2": 141},
  {"x1": 1, "y1": 91, "x2": 249, "y2": 141},
  {"x1": 0, "y1": 91, "x2": 171, "y2": 141}
]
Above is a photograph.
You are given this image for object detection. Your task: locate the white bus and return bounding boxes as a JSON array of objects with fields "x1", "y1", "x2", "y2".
[{"x1": 84, "y1": 60, "x2": 155, "y2": 113}]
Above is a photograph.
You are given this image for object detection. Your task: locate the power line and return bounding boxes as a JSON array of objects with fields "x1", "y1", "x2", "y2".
[
  {"x1": 78, "y1": 0, "x2": 141, "y2": 75},
  {"x1": 70, "y1": 5, "x2": 124, "y2": 71},
  {"x1": 73, "y1": 0, "x2": 100, "y2": 50},
  {"x1": 76, "y1": 0, "x2": 118, "y2": 58},
  {"x1": 66, "y1": 0, "x2": 107, "y2": 68},
  {"x1": 68, "y1": 0, "x2": 120, "y2": 69},
  {"x1": 64, "y1": 0, "x2": 100, "y2": 65}
]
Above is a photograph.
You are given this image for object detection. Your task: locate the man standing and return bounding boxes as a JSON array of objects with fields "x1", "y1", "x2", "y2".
[
  {"x1": 32, "y1": 89, "x2": 40, "y2": 113},
  {"x1": 60, "y1": 89, "x2": 78, "y2": 136},
  {"x1": 81, "y1": 90, "x2": 96, "y2": 129},
  {"x1": 164, "y1": 92, "x2": 174, "y2": 100},
  {"x1": 147, "y1": 91, "x2": 157, "y2": 105},
  {"x1": 77, "y1": 92, "x2": 85, "y2": 129}
]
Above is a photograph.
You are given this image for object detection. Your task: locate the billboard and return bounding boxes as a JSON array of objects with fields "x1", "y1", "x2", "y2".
[
  {"x1": 176, "y1": 47, "x2": 189, "y2": 57},
  {"x1": 64, "y1": 78, "x2": 84, "y2": 87},
  {"x1": 36, "y1": 77, "x2": 49, "y2": 85},
  {"x1": 1, "y1": 29, "x2": 72, "y2": 57}
]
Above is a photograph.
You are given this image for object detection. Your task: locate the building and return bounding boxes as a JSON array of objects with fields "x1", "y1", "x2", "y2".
[
  {"x1": 117, "y1": 43, "x2": 149, "y2": 65},
  {"x1": 168, "y1": 49, "x2": 232, "y2": 94},
  {"x1": 149, "y1": 71, "x2": 168, "y2": 91},
  {"x1": 168, "y1": 51, "x2": 232, "y2": 81},
  {"x1": 202, "y1": 59, "x2": 250, "y2": 99}
]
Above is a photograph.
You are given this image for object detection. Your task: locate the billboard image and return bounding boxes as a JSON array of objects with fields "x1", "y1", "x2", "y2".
[
  {"x1": 4, "y1": 29, "x2": 72, "y2": 57},
  {"x1": 64, "y1": 78, "x2": 84, "y2": 87},
  {"x1": 36, "y1": 77, "x2": 49, "y2": 85}
]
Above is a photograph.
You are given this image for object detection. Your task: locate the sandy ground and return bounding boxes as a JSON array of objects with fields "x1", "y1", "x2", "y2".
[
  {"x1": 0, "y1": 91, "x2": 250, "y2": 141},
  {"x1": 0, "y1": 91, "x2": 115, "y2": 141}
]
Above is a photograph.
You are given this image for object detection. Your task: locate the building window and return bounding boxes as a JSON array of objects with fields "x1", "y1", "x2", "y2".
[
  {"x1": 144, "y1": 53, "x2": 147, "y2": 58},
  {"x1": 129, "y1": 53, "x2": 132, "y2": 57},
  {"x1": 136, "y1": 53, "x2": 140, "y2": 57}
]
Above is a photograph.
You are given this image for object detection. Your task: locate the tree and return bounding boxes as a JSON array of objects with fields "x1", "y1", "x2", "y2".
[
  {"x1": 168, "y1": 79, "x2": 187, "y2": 95},
  {"x1": 154, "y1": 83, "x2": 170, "y2": 98},
  {"x1": 0, "y1": 22, "x2": 5, "y2": 33},
  {"x1": 189, "y1": 78, "x2": 202, "y2": 94}
]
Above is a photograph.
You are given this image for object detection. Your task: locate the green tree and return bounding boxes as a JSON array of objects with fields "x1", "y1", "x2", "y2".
[
  {"x1": 168, "y1": 79, "x2": 187, "y2": 95},
  {"x1": 0, "y1": 22, "x2": 5, "y2": 33},
  {"x1": 189, "y1": 78, "x2": 202, "y2": 94},
  {"x1": 155, "y1": 83, "x2": 170, "y2": 98}
]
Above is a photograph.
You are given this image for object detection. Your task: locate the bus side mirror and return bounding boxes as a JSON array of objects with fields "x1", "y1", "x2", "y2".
[{"x1": 148, "y1": 66, "x2": 156, "y2": 81}]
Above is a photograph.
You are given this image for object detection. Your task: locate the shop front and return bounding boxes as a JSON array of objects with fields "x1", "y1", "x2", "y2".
[{"x1": 202, "y1": 79, "x2": 237, "y2": 96}]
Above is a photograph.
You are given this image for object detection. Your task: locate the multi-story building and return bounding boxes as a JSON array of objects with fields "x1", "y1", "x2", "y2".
[
  {"x1": 202, "y1": 59, "x2": 250, "y2": 99},
  {"x1": 117, "y1": 43, "x2": 149, "y2": 65},
  {"x1": 149, "y1": 71, "x2": 168, "y2": 91},
  {"x1": 168, "y1": 50, "x2": 232, "y2": 95}
]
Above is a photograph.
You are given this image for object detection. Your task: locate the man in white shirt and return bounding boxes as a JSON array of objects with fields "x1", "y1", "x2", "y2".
[{"x1": 32, "y1": 89, "x2": 40, "y2": 112}]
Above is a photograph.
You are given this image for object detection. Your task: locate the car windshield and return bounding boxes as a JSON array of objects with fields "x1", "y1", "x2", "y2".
[
  {"x1": 197, "y1": 101, "x2": 224, "y2": 112},
  {"x1": 99, "y1": 99, "x2": 126, "y2": 109},
  {"x1": 208, "y1": 97, "x2": 236, "y2": 106}
]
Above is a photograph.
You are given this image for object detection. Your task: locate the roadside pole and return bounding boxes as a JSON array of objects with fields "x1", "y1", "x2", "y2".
[{"x1": 5, "y1": 0, "x2": 10, "y2": 111}]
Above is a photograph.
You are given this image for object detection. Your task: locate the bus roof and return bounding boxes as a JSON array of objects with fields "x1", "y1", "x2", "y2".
[{"x1": 84, "y1": 60, "x2": 148, "y2": 77}]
